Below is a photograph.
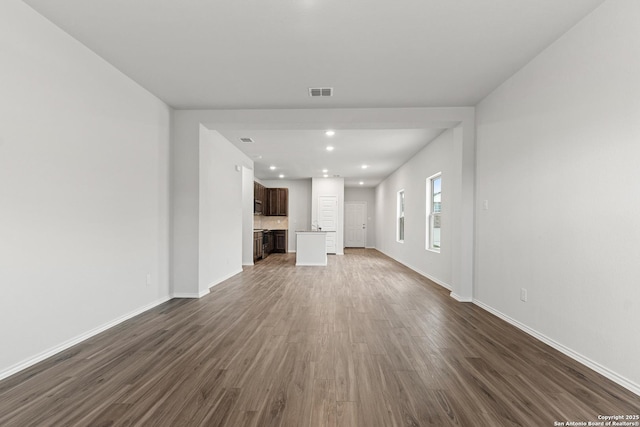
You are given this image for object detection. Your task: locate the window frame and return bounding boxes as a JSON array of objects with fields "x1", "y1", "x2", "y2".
[
  {"x1": 426, "y1": 173, "x2": 442, "y2": 252},
  {"x1": 397, "y1": 189, "x2": 405, "y2": 243}
]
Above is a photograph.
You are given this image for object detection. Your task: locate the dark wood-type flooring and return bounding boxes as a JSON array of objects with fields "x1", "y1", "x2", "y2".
[{"x1": 0, "y1": 249, "x2": 638, "y2": 426}]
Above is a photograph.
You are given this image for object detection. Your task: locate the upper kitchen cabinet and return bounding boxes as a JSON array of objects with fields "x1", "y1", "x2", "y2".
[
  {"x1": 267, "y1": 188, "x2": 288, "y2": 216},
  {"x1": 254, "y1": 181, "x2": 267, "y2": 214},
  {"x1": 254, "y1": 182, "x2": 288, "y2": 216}
]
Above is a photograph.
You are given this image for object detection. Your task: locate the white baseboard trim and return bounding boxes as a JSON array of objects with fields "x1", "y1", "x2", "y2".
[
  {"x1": 450, "y1": 292, "x2": 473, "y2": 303},
  {"x1": 172, "y1": 289, "x2": 209, "y2": 299},
  {"x1": 288, "y1": 250, "x2": 296, "y2": 253},
  {"x1": 173, "y1": 269, "x2": 244, "y2": 299},
  {"x1": 473, "y1": 299, "x2": 640, "y2": 397},
  {"x1": 0, "y1": 295, "x2": 172, "y2": 382},
  {"x1": 374, "y1": 247, "x2": 452, "y2": 291},
  {"x1": 413, "y1": 267, "x2": 451, "y2": 291},
  {"x1": 209, "y1": 268, "x2": 243, "y2": 289}
]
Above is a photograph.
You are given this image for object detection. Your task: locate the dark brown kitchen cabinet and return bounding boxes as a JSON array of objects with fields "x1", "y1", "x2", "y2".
[
  {"x1": 253, "y1": 231, "x2": 263, "y2": 262},
  {"x1": 273, "y1": 230, "x2": 287, "y2": 253},
  {"x1": 267, "y1": 188, "x2": 288, "y2": 216},
  {"x1": 255, "y1": 230, "x2": 286, "y2": 262},
  {"x1": 254, "y1": 182, "x2": 267, "y2": 214},
  {"x1": 260, "y1": 184, "x2": 267, "y2": 206},
  {"x1": 254, "y1": 182, "x2": 287, "y2": 216},
  {"x1": 265, "y1": 232, "x2": 274, "y2": 254}
]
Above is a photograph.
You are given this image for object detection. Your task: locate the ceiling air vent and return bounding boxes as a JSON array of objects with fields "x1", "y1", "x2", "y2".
[
  {"x1": 309, "y1": 87, "x2": 333, "y2": 97},
  {"x1": 240, "y1": 137, "x2": 254, "y2": 143}
]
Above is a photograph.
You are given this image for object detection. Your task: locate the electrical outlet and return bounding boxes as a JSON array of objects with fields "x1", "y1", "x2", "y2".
[
  {"x1": 146, "y1": 273, "x2": 151, "y2": 287},
  {"x1": 520, "y1": 288, "x2": 527, "y2": 302},
  {"x1": 483, "y1": 200, "x2": 489, "y2": 210}
]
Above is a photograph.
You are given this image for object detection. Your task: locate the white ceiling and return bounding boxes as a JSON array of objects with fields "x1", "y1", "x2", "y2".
[
  {"x1": 23, "y1": 0, "x2": 605, "y2": 185},
  {"x1": 219, "y1": 128, "x2": 445, "y2": 186}
]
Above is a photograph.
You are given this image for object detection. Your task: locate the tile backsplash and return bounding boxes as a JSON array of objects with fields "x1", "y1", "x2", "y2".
[{"x1": 254, "y1": 215, "x2": 288, "y2": 230}]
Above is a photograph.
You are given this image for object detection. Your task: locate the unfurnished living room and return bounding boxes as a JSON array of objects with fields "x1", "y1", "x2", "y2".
[{"x1": 1, "y1": 0, "x2": 639, "y2": 426}]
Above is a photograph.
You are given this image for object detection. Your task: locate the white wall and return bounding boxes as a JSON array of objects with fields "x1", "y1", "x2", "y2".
[
  {"x1": 375, "y1": 129, "x2": 454, "y2": 289},
  {"x1": 312, "y1": 178, "x2": 345, "y2": 255},
  {"x1": 198, "y1": 128, "x2": 253, "y2": 295},
  {"x1": 475, "y1": 0, "x2": 640, "y2": 393},
  {"x1": 344, "y1": 187, "x2": 376, "y2": 248},
  {"x1": 261, "y1": 179, "x2": 312, "y2": 252},
  {"x1": 0, "y1": 0, "x2": 171, "y2": 378},
  {"x1": 242, "y1": 166, "x2": 255, "y2": 265}
]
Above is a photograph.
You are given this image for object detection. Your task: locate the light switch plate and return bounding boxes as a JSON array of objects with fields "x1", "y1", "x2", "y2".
[{"x1": 520, "y1": 288, "x2": 527, "y2": 302}]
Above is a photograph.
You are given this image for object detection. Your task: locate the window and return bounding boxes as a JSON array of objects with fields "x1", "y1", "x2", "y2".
[
  {"x1": 427, "y1": 173, "x2": 441, "y2": 251},
  {"x1": 397, "y1": 190, "x2": 405, "y2": 242}
]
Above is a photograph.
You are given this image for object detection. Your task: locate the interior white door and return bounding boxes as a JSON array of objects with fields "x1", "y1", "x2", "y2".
[
  {"x1": 318, "y1": 196, "x2": 337, "y2": 253},
  {"x1": 318, "y1": 196, "x2": 337, "y2": 231},
  {"x1": 345, "y1": 202, "x2": 366, "y2": 247}
]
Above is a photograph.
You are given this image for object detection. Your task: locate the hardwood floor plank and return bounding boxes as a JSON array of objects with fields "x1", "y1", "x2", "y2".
[
  {"x1": 310, "y1": 379, "x2": 337, "y2": 427},
  {"x1": 85, "y1": 403, "x2": 133, "y2": 427},
  {"x1": 280, "y1": 352, "x2": 316, "y2": 426},
  {"x1": 199, "y1": 388, "x2": 241, "y2": 427},
  {"x1": 334, "y1": 331, "x2": 358, "y2": 402},
  {"x1": 0, "y1": 249, "x2": 637, "y2": 426},
  {"x1": 314, "y1": 334, "x2": 336, "y2": 380},
  {"x1": 353, "y1": 351, "x2": 394, "y2": 427},
  {"x1": 336, "y1": 401, "x2": 358, "y2": 427}
]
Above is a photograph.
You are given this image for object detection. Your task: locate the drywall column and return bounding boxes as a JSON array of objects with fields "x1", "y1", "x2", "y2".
[
  {"x1": 171, "y1": 112, "x2": 201, "y2": 297},
  {"x1": 172, "y1": 115, "x2": 254, "y2": 297},
  {"x1": 198, "y1": 128, "x2": 250, "y2": 295},
  {"x1": 450, "y1": 122, "x2": 475, "y2": 302},
  {"x1": 242, "y1": 166, "x2": 255, "y2": 265}
]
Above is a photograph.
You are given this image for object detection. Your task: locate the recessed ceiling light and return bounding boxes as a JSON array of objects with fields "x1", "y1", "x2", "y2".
[
  {"x1": 359, "y1": 181, "x2": 364, "y2": 185},
  {"x1": 361, "y1": 164, "x2": 368, "y2": 169},
  {"x1": 269, "y1": 165, "x2": 276, "y2": 170},
  {"x1": 326, "y1": 146, "x2": 334, "y2": 151},
  {"x1": 322, "y1": 169, "x2": 328, "y2": 173},
  {"x1": 325, "y1": 130, "x2": 335, "y2": 137},
  {"x1": 323, "y1": 174, "x2": 328, "y2": 178},
  {"x1": 279, "y1": 174, "x2": 285, "y2": 178}
]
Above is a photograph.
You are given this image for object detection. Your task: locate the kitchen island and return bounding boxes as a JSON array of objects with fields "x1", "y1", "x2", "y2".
[{"x1": 295, "y1": 231, "x2": 327, "y2": 266}]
